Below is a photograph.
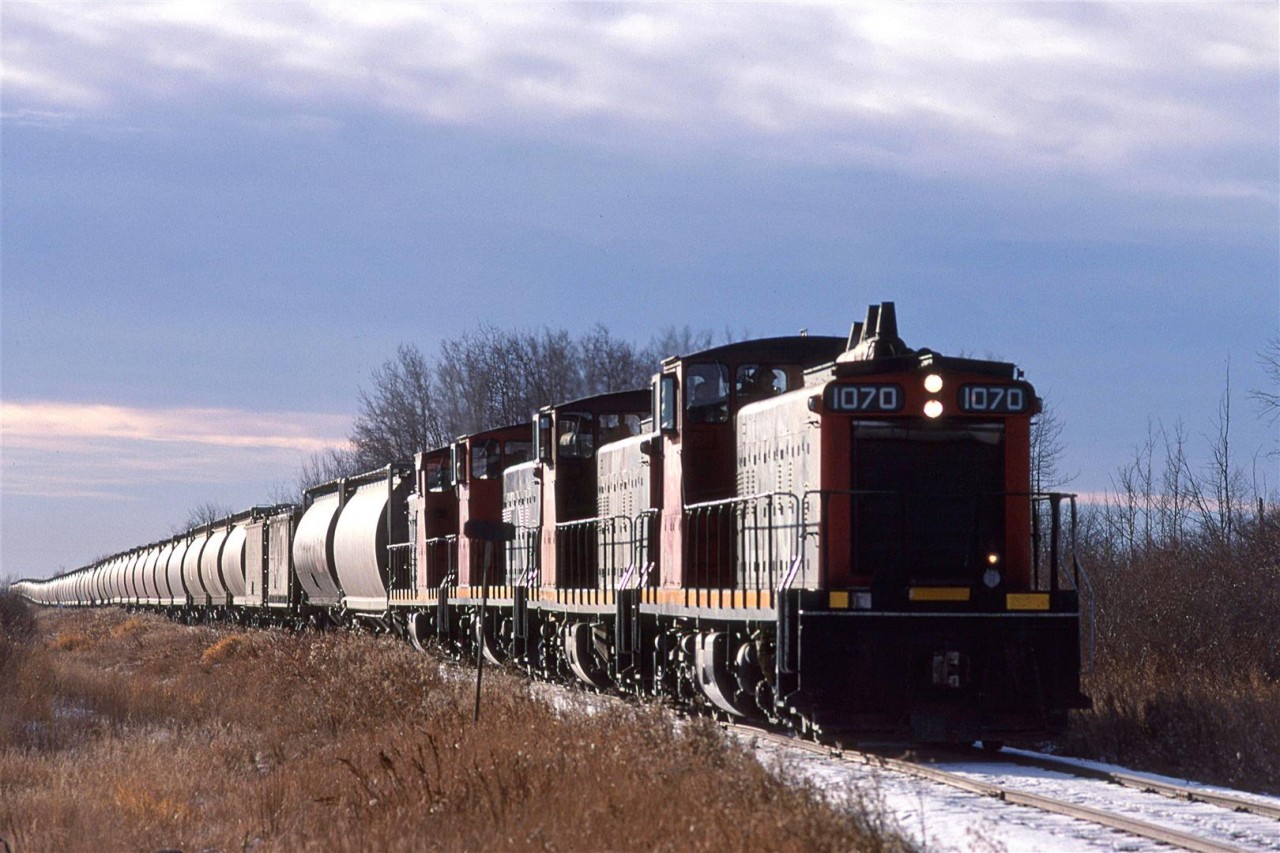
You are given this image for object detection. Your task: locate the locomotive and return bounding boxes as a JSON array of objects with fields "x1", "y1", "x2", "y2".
[{"x1": 14, "y1": 303, "x2": 1090, "y2": 745}]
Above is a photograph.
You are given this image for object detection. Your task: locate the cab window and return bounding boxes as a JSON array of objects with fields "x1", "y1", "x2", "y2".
[
  {"x1": 558, "y1": 413, "x2": 595, "y2": 458},
  {"x1": 505, "y1": 440, "x2": 533, "y2": 466},
  {"x1": 424, "y1": 456, "x2": 452, "y2": 492},
  {"x1": 537, "y1": 413, "x2": 554, "y2": 462},
  {"x1": 598, "y1": 412, "x2": 643, "y2": 446},
  {"x1": 470, "y1": 439, "x2": 502, "y2": 479},
  {"x1": 686, "y1": 362, "x2": 729, "y2": 424},
  {"x1": 736, "y1": 364, "x2": 788, "y2": 404},
  {"x1": 659, "y1": 375, "x2": 678, "y2": 432}
]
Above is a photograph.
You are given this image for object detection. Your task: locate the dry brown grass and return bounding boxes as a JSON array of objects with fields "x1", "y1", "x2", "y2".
[
  {"x1": 0, "y1": 597, "x2": 910, "y2": 852},
  {"x1": 1063, "y1": 665, "x2": 1280, "y2": 792},
  {"x1": 47, "y1": 631, "x2": 94, "y2": 652},
  {"x1": 1062, "y1": 514, "x2": 1280, "y2": 793},
  {"x1": 108, "y1": 616, "x2": 145, "y2": 639},
  {"x1": 200, "y1": 632, "x2": 256, "y2": 666}
]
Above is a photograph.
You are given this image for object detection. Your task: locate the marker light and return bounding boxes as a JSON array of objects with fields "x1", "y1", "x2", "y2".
[
  {"x1": 987, "y1": 552, "x2": 1000, "y2": 565},
  {"x1": 923, "y1": 400, "x2": 944, "y2": 419},
  {"x1": 982, "y1": 568, "x2": 1002, "y2": 588},
  {"x1": 924, "y1": 374, "x2": 944, "y2": 393}
]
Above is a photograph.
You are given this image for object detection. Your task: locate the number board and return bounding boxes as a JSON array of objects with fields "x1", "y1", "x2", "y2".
[
  {"x1": 824, "y1": 384, "x2": 903, "y2": 413},
  {"x1": 959, "y1": 384, "x2": 1030, "y2": 414}
]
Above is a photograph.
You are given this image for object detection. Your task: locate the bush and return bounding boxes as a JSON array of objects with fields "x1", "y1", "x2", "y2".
[
  {"x1": 0, "y1": 590, "x2": 36, "y2": 676},
  {"x1": 1064, "y1": 446, "x2": 1280, "y2": 792}
]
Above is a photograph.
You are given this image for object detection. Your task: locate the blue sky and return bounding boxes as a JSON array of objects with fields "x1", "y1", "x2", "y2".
[{"x1": 3, "y1": 1, "x2": 1277, "y2": 578}]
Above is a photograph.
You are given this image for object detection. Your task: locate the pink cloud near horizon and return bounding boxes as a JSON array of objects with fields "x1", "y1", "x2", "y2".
[{"x1": 2, "y1": 400, "x2": 352, "y2": 498}]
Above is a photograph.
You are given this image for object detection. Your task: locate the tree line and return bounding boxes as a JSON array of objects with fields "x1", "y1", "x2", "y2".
[{"x1": 295, "y1": 323, "x2": 718, "y2": 493}]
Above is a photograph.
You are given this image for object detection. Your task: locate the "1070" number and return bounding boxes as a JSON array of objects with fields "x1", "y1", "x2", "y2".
[
  {"x1": 959, "y1": 384, "x2": 1028, "y2": 413},
  {"x1": 825, "y1": 384, "x2": 903, "y2": 413}
]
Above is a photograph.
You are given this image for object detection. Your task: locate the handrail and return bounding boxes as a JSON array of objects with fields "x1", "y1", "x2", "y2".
[
  {"x1": 799, "y1": 488, "x2": 1084, "y2": 595},
  {"x1": 554, "y1": 514, "x2": 636, "y2": 592},
  {"x1": 1069, "y1": 495, "x2": 1096, "y2": 670},
  {"x1": 683, "y1": 492, "x2": 804, "y2": 593}
]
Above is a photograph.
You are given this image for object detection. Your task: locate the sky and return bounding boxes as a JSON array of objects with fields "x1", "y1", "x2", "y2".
[{"x1": 2, "y1": 1, "x2": 1277, "y2": 579}]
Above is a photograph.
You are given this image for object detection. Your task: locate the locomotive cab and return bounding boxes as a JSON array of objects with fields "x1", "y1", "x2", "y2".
[
  {"x1": 522, "y1": 390, "x2": 649, "y2": 591},
  {"x1": 654, "y1": 336, "x2": 846, "y2": 590},
  {"x1": 453, "y1": 424, "x2": 533, "y2": 589},
  {"x1": 409, "y1": 445, "x2": 460, "y2": 596}
]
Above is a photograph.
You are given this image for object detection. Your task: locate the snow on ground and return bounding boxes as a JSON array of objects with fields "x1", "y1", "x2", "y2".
[
  {"x1": 739, "y1": 733, "x2": 1280, "y2": 852},
  {"x1": 1005, "y1": 747, "x2": 1280, "y2": 818}
]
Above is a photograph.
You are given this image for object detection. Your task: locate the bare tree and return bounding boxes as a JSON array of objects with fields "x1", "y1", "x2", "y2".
[
  {"x1": 578, "y1": 324, "x2": 653, "y2": 395},
  {"x1": 645, "y1": 325, "x2": 715, "y2": 362},
  {"x1": 297, "y1": 446, "x2": 363, "y2": 494},
  {"x1": 1193, "y1": 367, "x2": 1246, "y2": 549},
  {"x1": 1252, "y1": 336, "x2": 1279, "y2": 428},
  {"x1": 171, "y1": 500, "x2": 235, "y2": 535},
  {"x1": 1108, "y1": 424, "x2": 1157, "y2": 555},
  {"x1": 434, "y1": 325, "x2": 523, "y2": 436},
  {"x1": 432, "y1": 325, "x2": 612, "y2": 437},
  {"x1": 347, "y1": 322, "x2": 667, "y2": 474},
  {"x1": 1029, "y1": 398, "x2": 1073, "y2": 493},
  {"x1": 1158, "y1": 419, "x2": 1194, "y2": 547},
  {"x1": 265, "y1": 479, "x2": 299, "y2": 505},
  {"x1": 350, "y1": 344, "x2": 448, "y2": 468},
  {"x1": 517, "y1": 327, "x2": 582, "y2": 415}
]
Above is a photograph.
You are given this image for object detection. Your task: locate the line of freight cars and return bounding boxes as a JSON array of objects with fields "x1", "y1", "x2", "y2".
[{"x1": 14, "y1": 304, "x2": 1091, "y2": 744}]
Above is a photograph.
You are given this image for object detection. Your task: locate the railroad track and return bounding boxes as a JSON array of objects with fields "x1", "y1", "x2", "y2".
[
  {"x1": 996, "y1": 747, "x2": 1280, "y2": 823},
  {"x1": 726, "y1": 723, "x2": 1278, "y2": 852}
]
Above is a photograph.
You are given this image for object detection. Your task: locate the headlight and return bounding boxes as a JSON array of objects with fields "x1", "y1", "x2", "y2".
[
  {"x1": 924, "y1": 400, "x2": 944, "y2": 419},
  {"x1": 924, "y1": 374, "x2": 943, "y2": 393},
  {"x1": 982, "y1": 567, "x2": 1002, "y2": 589}
]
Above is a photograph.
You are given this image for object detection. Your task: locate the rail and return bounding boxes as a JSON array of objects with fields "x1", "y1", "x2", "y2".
[
  {"x1": 727, "y1": 723, "x2": 1255, "y2": 853},
  {"x1": 999, "y1": 747, "x2": 1280, "y2": 822}
]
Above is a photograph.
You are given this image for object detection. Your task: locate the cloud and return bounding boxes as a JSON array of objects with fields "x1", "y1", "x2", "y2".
[
  {"x1": 1, "y1": 400, "x2": 351, "y2": 498},
  {"x1": 4, "y1": 2, "x2": 1275, "y2": 198}
]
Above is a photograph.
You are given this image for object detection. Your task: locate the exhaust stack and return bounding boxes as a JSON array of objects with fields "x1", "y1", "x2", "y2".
[{"x1": 839, "y1": 301, "x2": 912, "y2": 363}]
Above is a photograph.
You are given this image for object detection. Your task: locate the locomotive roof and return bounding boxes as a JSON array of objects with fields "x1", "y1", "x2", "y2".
[
  {"x1": 460, "y1": 420, "x2": 532, "y2": 439},
  {"x1": 832, "y1": 348, "x2": 1020, "y2": 380},
  {"x1": 303, "y1": 461, "x2": 414, "y2": 499},
  {"x1": 541, "y1": 387, "x2": 650, "y2": 412},
  {"x1": 661, "y1": 335, "x2": 846, "y2": 367},
  {"x1": 828, "y1": 302, "x2": 1022, "y2": 380},
  {"x1": 415, "y1": 420, "x2": 531, "y2": 461}
]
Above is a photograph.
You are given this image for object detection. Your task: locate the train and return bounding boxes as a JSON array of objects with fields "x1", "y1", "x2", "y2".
[{"x1": 13, "y1": 303, "x2": 1091, "y2": 745}]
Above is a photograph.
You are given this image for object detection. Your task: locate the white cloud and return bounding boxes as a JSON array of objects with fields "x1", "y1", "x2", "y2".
[
  {"x1": 3, "y1": 1, "x2": 1276, "y2": 197},
  {"x1": 1, "y1": 400, "x2": 351, "y2": 498}
]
